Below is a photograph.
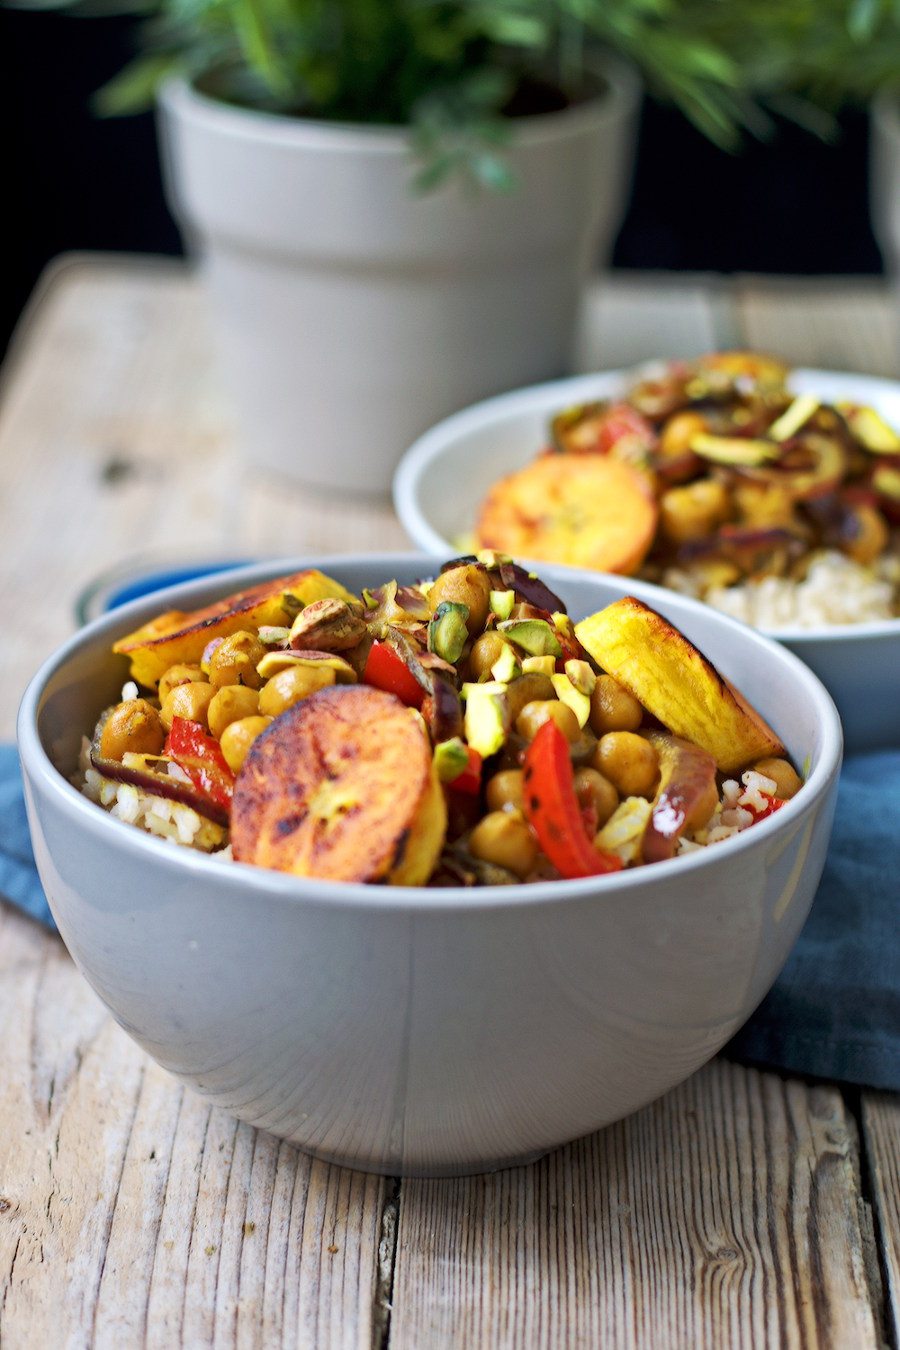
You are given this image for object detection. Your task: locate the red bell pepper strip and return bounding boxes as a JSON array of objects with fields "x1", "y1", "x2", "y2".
[
  {"x1": 753, "y1": 795, "x2": 787, "y2": 822},
  {"x1": 164, "y1": 716, "x2": 235, "y2": 814},
  {"x1": 363, "y1": 640, "x2": 425, "y2": 709},
  {"x1": 595, "y1": 403, "x2": 657, "y2": 456},
  {"x1": 523, "y1": 721, "x2": 622, "y2": 878},
  {"x1": 447, "y1": 746, "x2": 483, "y2": 796}
]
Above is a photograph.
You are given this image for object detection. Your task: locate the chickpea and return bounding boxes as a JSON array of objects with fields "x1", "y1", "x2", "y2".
[
  {"x1": 160, "y1": 681, "x2": 216, "y2": 731},
  {"x1": 594, "y1": 732, "x2": 659, "y2": 798},
  {"x1": 207, "y1": 630, "x2": 267, "y2": 690},
  {"x1": 589, "y1": 674, "x2": 644, "y2": 736},
  {"x1": 158, "y1": 663, "x2": 205, "y2": 703},
  {"x1": 659, "y1": 410, "x2": 707, "y2": 459},
  {"x1": 486, "y1": 769, "x2": 525, "y2": 813},
  {"x1": 844, "y1": 503, "x2": 889, "y2": 566},
  {"x1": 468, "y1": 631, "x2": 508, "y2": 681},
  {"x1": 504, "y1": 672, "x2": 555, "y2": 725},
  {"x1": 428, "y1": 565, "x2": 491, "y2": 636},
  {"x1": 468, "y1": 810, "x2": 538, "y2": 880},
  {"x1": 573, "y1": 767, "x2": 619, "y2": 829},
  {"x1": 752, "y1": 756, "x2": 803, "y2": 800},
  {"x1": 515, "y1": 699, "x2": 580, "y2": 744},
  {"x1": 99, "y1": 698, "x2": 165, "y2": 762},
  {"x1": 659, "y1": 479, "x2": 731, "y2": 546},
  {"x1": 683, "y1": 779, "x2": 719, "y2": 833},
  {"x1": 258, "y1": 664, "x2": 335, "y2": 718},
  {"x1": 219, "y1": 715, "x2": 273, "y2": 774},
  {"x1": 207, "y1": 685, "x2": 260, "y2": 739}
]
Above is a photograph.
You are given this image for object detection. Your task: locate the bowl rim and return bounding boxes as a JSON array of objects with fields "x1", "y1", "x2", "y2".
[
  {"x1": 17, "y1": 552, "x2": 843, "y2": 915},
  {"x1": 392, "y1": 364, "x2": 900, "y2": 645}
]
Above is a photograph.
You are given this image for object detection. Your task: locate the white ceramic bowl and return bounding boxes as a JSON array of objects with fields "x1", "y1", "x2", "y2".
[
  {"x1": 394, "y1": 368, "x2": 900, "y2": 752},
  {"x1": 19, "y1": 555, "x2": 842, "y2": 1177}
]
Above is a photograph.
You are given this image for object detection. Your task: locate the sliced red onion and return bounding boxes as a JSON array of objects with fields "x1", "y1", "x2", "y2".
[
  {"x1": 497, "y1": 562, "x2": 566, "y2": 615},
  {"x1": 89, "y1": 749, "x2": 230, "y2": 826}
]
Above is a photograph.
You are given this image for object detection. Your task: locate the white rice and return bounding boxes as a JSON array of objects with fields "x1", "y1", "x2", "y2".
[
  {"x1": 664, "y1": 549, "x2": 899, "y2": 630},
  {"x1": 77, "y1": 736, "x2": 227, "y2": 853}
]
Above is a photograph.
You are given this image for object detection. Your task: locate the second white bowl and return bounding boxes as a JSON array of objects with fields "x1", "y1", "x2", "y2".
[{"x1": 394, "y1": 367, "x2": 900, "y2": 751}]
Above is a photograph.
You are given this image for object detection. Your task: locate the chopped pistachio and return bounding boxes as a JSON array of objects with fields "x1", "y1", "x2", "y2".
[
  {"x1": 521, "y1": 655, "x2": 556, "y2": 677},
  {"x1": 595, "y1": 797, "x2": 653, "y2": 862},
  {"x1": 288, "y1": 598, "x2": 366, "y2": 652},
  {"x1": 490, "y1": 644, "x2": 520, "y2": 684},
  {"x1": 433, "y1": 737, "x2": 471, "y2": 783},
  {"x1": 428, "y1": 601, "x2": 469, "y2": 664},
  {"x1": 256, "y1": 651, "x2": 356, "y2": 682},
  {"x1": 489, "y1": 589, "x2": 515, "y2": 621},
  {"x1": 767, "y1": 394, "x2": 820, "y2": 442},
  {"x1": 690, "y1": 433, "x2": 780, "y2": 467},
  {"x1": 564, "y1": 659, "x2": 597, "y2": 697},
  {"x1": 477, "y1": 549, "x2": 512, "y2": 568},
  {"x1": 841, "y1": 403, "x2": 900, "y2": 453},
  {"x1": 497, "y1": 618, "x2": 562, "y2": 657},
  {"x1": 551, "y1": 673, "x2": 591, "y2": 728},
  {"x1": 462, "y1": 683, "x2": 507, "y2": 757},
  {"x1": 257, "y1": 625, "x2": 291, "y2": 646}
]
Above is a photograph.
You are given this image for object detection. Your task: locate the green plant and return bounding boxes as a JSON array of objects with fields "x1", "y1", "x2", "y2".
[{"x1": 15, "y1": 0, "x2": 900, "y2": 187}]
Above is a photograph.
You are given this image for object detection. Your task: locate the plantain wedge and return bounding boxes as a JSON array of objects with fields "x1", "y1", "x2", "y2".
[
  {"x1": 231, "y1": 685, "x2": 447, "y2": 885},
  {"x1": 114, "y1": 570, "x2": 358, "y2": 689},
  {"x1": 575, "y1": 597, "x2": 784, "y2": 775}
]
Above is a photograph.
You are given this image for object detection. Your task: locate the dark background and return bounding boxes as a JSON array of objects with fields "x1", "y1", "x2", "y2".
[{"x1": 1, "y1": 9, "x2": 884, "y2": 358}]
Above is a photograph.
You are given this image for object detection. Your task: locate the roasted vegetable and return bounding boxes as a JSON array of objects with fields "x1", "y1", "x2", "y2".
[
  {"x1": 114, "y1": 570, "x2": 358, "y2": 689},
  {"x1": 231, "y1": 685, "x2": 446, "y2": 884},
  {"x1": 575, "y1": 597, "x2": 784, "y2": 774},
  {"x1": 522, "y1": 721, "x2": 622, "y2": 878},
  {"x1": 476, "y1": 453, "x2": 658, "y2": 574},
  {"x1": 641, "y1": 732, "x2": 718, "y2": 863}
]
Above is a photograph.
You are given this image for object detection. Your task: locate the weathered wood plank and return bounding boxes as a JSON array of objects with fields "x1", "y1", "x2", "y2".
[
  {"x1": 861, "y1": 1092, "x2": 900, "y2": 1346},
  {"x1": 734, "y1": 276, "x2": 900, "y2": 377},
  {"x1": 0, "y1": 900, "x2": 385, "y2": 1349},
  {"x1": 390, "y1": 1059, "x2": 880, "y2": 1350}
]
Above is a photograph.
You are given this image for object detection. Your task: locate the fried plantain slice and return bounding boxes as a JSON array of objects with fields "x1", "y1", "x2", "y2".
[
  {"x1": 575, "y1": 597, "x2": 784, "y2": 775},
  {"x1": 231, "y1": 685, "x2": 447, "y2": 885},
  {"x1": 475, "y1": 453, "x2": 658, "y2": 575},
  {"x1": 114, "y1": 570, "x2": 358, "y2": 689}
]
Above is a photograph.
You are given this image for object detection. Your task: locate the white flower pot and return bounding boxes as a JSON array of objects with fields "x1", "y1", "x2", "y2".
[
  {"x1": 158, "y1": 68, "x2": 640, "y2": 494},
  {"x1": 871, "y1": 94, "x2": 900, "y2": 278}
]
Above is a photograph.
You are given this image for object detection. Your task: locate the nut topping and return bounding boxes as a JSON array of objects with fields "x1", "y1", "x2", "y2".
[{"x1": 288, "y1": 598, "x2": 367, "y2": 652}]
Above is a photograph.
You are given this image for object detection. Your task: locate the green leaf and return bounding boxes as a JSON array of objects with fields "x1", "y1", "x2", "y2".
[{"x1": 94, "y1": 53, "x2": 180, "y2": 113}]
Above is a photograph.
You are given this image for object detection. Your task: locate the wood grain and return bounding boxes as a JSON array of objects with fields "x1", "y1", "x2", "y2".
[
  {"x1": 2, "y1": 258, "x2": 898, "y2": 1347},
  {"x1": 390, "y1": 1060, "x2": 881, "y2": 1350},
  {"x1": 861, "y1": 1092, "x2": 900, "y2": 1346},
  {"x1": 0, "y1": 901, "x2": 386, "y2": 1349},
  {"x1": 734, "y1": 275, "x2": 900, "y2": 377}
]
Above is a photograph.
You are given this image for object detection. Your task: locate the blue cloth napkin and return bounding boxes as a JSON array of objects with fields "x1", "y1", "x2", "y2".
[
  {"x1": 3, "y1": 745, "x2": 897, "y2": 1090},
  {"x1": 0, "y1": 745, "x2": 54, "y2": 927}
]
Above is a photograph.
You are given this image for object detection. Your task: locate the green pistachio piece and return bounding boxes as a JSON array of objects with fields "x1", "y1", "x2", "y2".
[
  {"x1": 490, "y1": 643, "x2": 520, "y2": 684},
  {"x1": 767, "y1": 394, "x2": 820, "y2": 442},
  {"x1": 551, "y1": 673, "x2": 591, "y2": 728},
  {"x1": 690, "y1": 434, "x2": 780, "y2": 467},
  {"x1": 489, "y1": 589, "x2": 515, "y2": 621},
  {"x1": 521, "y1": 655, "x2": 556, "y2": 676},
  {"x1": 564, "y1": 659, "x2": 596, "y2": 697},
  {"x1": 841, "y1": 403, "x2": 900, "y2": 453},
  {"x1": 462, "y1": 682, "x2": 508, "y2": 758},
  {"x1": 433, "y1": 737, "x2": 471, "y2": 783},
  {"x1": 497, "y1": 618, "x2": 562, "y2": 658},
  {"x1": 428, "y1": 601, "x2": 470, "y2": 665}
]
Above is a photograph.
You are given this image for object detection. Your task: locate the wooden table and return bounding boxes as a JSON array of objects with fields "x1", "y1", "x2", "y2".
[{"x1": 1, "y1": 256, "x2": 898, "y2": 1348}]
